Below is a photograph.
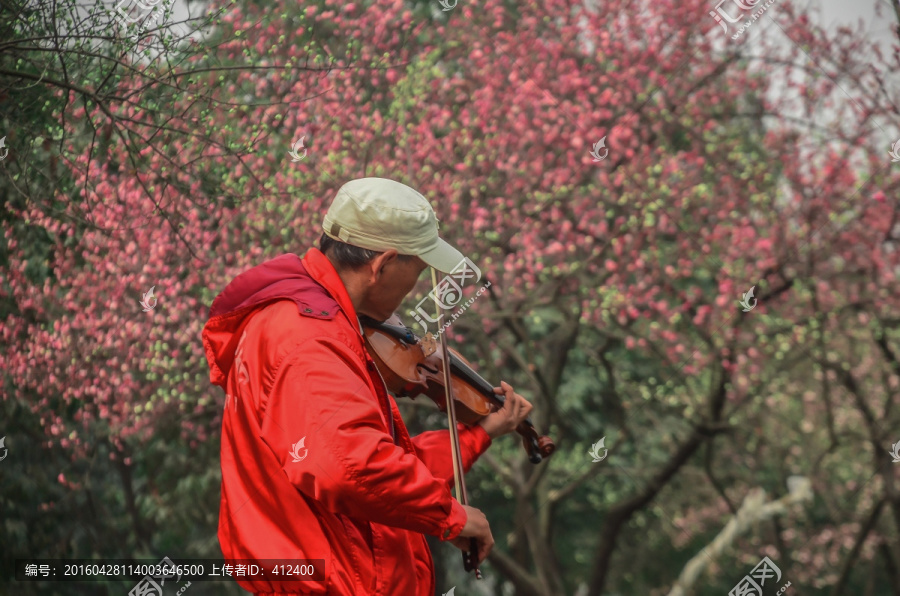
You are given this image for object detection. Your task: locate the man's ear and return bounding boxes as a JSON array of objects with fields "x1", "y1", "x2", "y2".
[{"x1": 370, "y1": 249, "x2": 399, "y2": 280}]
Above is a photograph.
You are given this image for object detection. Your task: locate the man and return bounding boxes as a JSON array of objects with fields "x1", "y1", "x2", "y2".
[{"x1": 201, "y1": 177, "x2": 534, "y2": 595}]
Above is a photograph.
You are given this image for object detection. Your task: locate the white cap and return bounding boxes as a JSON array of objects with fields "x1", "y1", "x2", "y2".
[{"x1": 322, "y1": 177, "x2": 465, "y2": 273}]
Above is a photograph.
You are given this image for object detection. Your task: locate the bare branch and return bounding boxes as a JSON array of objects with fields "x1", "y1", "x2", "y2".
[{"x1": 667, "y1": 481, "x2": 813, "y2": 596}]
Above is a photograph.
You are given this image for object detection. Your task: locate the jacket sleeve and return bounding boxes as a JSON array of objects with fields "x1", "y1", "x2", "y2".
[
  {"x1": 261, "y1": 336, "x2": 468, "y2": 540},
  {"x1": 411, "y1": 425, "x2": 492, "y2": 489}
]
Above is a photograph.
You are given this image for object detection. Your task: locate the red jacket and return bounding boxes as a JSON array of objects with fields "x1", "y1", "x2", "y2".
[{"x1": 201, "y1": 248, "x2": 492, "y2": 595}]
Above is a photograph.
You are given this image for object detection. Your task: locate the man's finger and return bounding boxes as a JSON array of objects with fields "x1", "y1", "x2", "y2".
[
  {"x1": 477, "y1": 539, "x2": 489, "y2": 563},
  {"x1": 494, "y1": 384, "x2": 512, "y2": 405},
  {"x1": 483, "y1": 537, "x2": 494, "y2": 562},
  {"x1": 494, "y1": 381, "x2": 513, "y2": 395}
]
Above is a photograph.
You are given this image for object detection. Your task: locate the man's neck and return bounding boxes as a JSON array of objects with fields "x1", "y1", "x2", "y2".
[{"x1": 326, "y1": 254, "x2": 368, "y2": 318}]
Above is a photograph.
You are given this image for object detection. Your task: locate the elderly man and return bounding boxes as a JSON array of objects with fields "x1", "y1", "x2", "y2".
[{"x1": 202, "y1": 177, "x2": 533, "y2": 595}]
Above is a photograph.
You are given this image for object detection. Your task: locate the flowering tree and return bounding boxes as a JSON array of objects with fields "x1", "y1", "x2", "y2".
[{"x1": 2, "y1": 0, "x2": 899, "y2": 594}]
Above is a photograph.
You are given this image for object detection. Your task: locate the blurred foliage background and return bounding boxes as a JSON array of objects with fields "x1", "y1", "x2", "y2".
[{"x1": 2, "y1": 0, "x2": 900, "y2": 594}]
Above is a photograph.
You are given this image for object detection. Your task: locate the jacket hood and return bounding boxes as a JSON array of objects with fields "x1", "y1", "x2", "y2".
[{"x1": 201, "y1": 253, "x2": 340, "y2": 388}]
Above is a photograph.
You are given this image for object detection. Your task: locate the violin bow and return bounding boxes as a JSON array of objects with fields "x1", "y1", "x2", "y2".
[{"x1": 430, "y1": 267, "x2": 483, "y2": 580}]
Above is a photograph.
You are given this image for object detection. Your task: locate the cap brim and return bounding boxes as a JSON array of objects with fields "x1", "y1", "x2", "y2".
[{"x1": 418, "y1": 237, "x2": 466, "y2": 274}]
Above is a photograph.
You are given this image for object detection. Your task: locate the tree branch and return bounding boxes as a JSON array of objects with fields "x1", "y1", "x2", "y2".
[
  {"x1": 486, "y1": 547, "x2": 546, "y2": 596},
  {"x1": 830, "y1": 498, "x2": 886, "y2": 596},
  {"x1": 667, "y1": 479, "x2": 813, "y2": 596}
]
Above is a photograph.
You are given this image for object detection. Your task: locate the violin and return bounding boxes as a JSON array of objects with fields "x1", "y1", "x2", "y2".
[
  {"x1": 362, "y1": 301, "x2": 556, "y2": 580},
  {"x1": 360, "y1": 313, "x2": 556, "y2": 463}
]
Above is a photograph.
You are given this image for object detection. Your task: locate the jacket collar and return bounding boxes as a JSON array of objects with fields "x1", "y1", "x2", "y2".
[
  {"x1": 301, "y1": 247, "x2": 363, "y2": 336},
  {"x1": 203, "y1": 250, "x2": 345, "y2": 388}
]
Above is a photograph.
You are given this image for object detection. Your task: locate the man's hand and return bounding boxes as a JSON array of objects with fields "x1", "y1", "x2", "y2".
[
  {"x1": 450, "y1": 504, "x2": 494, "y2": 565},
  {"x1": 477, "y1": 381, "x2": 534, "y2": 440}
]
